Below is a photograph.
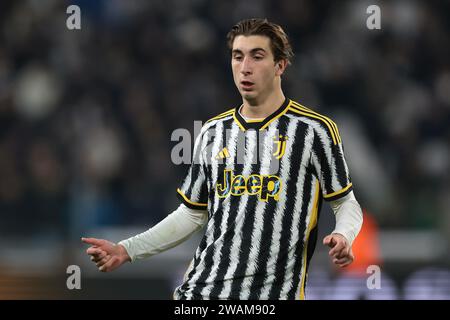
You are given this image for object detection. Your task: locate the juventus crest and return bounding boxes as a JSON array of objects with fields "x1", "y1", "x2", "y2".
[{"x1": 273, "y1": 135, "x2": 288, "y2": 159}]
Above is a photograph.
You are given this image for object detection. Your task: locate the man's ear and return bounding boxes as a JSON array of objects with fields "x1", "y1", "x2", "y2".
[{"x1": 275, "y1": 59, "x2": 288, "y2": 76}]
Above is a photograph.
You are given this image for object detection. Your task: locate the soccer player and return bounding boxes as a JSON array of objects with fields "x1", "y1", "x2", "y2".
[{"x1": 82, "y1": 18, "x2": 363, "y2": 300}]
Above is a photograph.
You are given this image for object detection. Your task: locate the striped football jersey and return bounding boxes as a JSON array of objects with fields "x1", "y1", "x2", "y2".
[{"x1": 174, "y1": 98, "x2": 352, "y2": 300}]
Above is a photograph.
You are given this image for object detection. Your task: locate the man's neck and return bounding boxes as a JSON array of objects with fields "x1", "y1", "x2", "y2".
[{"x1": 241, "y1": 90, "x2": 286, "y2": 119}]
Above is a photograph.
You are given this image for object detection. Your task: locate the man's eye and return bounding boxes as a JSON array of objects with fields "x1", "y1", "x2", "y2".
[
  {"x1": 254, "y1": 56, "x2": 263, "y2": 60},
  {"x1": 234, "y1": 56, "x2": 243, "y2": 61}
]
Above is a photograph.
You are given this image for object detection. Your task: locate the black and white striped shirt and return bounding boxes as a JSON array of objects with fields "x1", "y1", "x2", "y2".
[{"x1": 174, "y1": 98, "x2": 353, "y2": 300}]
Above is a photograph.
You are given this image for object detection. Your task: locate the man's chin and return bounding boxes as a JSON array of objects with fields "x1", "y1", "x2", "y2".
[{"x1": 241, "y1": 91, "x2": 257, "y2": 100}]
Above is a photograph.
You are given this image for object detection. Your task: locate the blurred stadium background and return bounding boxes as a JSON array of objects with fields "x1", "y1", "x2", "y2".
[{"x1": 0, "y1": 0, "x2": 449, "y2": 299}]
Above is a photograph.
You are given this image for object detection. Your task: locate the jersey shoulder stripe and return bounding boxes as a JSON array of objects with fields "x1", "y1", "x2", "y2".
[
  {"x1": 287, "y1": 101, "x2": 341, "y2": 145},
  {"x1": 205, "y1": 108, "x2": 235, "y2": 123},
  {"x1": 290, "y1": 101, "x2": 341, "y2": 144}
]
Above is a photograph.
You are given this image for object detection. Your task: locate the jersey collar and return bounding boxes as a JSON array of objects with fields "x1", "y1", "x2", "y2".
[{"x1": 233, "y1": 98, "x2": 291, "y2": 131}]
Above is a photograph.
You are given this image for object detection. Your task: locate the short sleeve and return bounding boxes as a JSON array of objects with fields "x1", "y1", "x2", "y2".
[
  {"x1": 177, "y1": 132, "x2": 209, "y2": 210},
  {"x1": 311, "y1": 123, "x2": 353, "y2": 201}
]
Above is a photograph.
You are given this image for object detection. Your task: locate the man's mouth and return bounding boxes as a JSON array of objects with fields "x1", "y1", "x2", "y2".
[{"x1": 241, "y1": 81, "x2": 254, "y2": 90}]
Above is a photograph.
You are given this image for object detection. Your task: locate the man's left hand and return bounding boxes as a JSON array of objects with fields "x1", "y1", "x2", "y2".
[{"x1": 323, "y1": 233, "x2": 354, "y2": 268}]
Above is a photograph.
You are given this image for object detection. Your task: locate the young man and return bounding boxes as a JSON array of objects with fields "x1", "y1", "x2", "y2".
[{"x1": 82, "y1": 18, "x2": 363, "y2": 300}]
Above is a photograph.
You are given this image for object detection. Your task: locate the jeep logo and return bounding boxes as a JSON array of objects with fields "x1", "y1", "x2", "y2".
[{"x1": 216, "y1": 169, "x2": 281, "y2": 202}]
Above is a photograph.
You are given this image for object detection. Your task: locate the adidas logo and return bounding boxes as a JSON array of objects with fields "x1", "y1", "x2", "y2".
[{"x1": 215, "y1": 147, "x2": 230, "y2": 159}]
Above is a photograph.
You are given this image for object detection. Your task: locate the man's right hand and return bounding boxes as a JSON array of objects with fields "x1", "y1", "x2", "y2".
[{"x1": 81, "y1": 237, "x2": 131, "y2": 272}]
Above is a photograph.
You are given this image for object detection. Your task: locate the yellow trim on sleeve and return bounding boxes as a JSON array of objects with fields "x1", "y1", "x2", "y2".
[
  {"x1": 323, "y1": 183, "x2": 353, "y2": 199},
  {"x1": 299, "y1": 180, "x2": 320, "y2": 300},
  {"x1": 177, "y1": 188, "x2": 208, "y2": 207}
]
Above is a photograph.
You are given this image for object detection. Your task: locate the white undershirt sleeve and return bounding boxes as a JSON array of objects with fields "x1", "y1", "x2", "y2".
[
  {"x1": 118, "y1": 204, "x2": 208, "y2": 262},
  {"x1": 329, "y1": 191, "x2": 363, "y2": 245}
]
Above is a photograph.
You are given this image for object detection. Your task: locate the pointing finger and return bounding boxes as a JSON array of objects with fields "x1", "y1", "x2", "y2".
[{"x1": 82, "y1": 237, "x2": 104, "y2": 247}]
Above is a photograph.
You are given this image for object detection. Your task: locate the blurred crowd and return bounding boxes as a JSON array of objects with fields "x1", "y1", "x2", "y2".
[{"x1": 0, "y1": 0, "x2": 449, "y2": 246}]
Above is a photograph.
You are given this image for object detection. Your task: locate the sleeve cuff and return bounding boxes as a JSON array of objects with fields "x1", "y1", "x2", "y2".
[
  {"x1": 176, "y1": 188, "x2": 208, "y2": 210},
  {"x1": 323, "y1": 183, "x2": 353, "y2": 201},
  {"x1": 118, "y1": 239, "x2": 135, "y2": 263},
  {"x1": 331, "y1": 230, "x2": 354, "y2": 246}
]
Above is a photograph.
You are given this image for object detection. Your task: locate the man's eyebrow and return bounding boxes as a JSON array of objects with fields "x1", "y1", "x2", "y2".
[
  {"x1": 232, "y1": 48, "x2": 267, "y2": 55},
  {"x1": 250, "y1": 48, "x2": 267, "y2": 54}
]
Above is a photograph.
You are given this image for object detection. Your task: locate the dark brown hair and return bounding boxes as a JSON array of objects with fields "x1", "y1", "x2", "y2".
[{"x1": 227, "y1": 18, "x2": 294, "y2": 65}]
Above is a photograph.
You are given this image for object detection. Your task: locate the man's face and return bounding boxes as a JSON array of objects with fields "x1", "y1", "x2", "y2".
[{"x1": 231, "y1": 35, "x2": 285, "y2": 102}]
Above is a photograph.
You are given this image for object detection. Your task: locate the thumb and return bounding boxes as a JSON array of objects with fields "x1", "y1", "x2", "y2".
[{"x1": 323, "y1": 235, "x2": 335, "y2": 247}]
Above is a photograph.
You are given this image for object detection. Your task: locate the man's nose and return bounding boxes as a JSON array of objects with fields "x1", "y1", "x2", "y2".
[{"x1": 240, "y1": 57, "x2": 252, "y2": 75}]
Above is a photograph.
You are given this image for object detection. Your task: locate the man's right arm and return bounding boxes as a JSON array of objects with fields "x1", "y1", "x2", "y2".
[
  {"x1": 118, "y1": 204, "x2": 207, "y2": 262},
  {"x1": 82, "y1": 204, "x2": 207, "y2": 271}
]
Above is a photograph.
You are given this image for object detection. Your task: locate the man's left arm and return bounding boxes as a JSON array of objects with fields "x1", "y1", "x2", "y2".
[{"x1": 323, "y1": 191, "x2": 363, "y2": 267}]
